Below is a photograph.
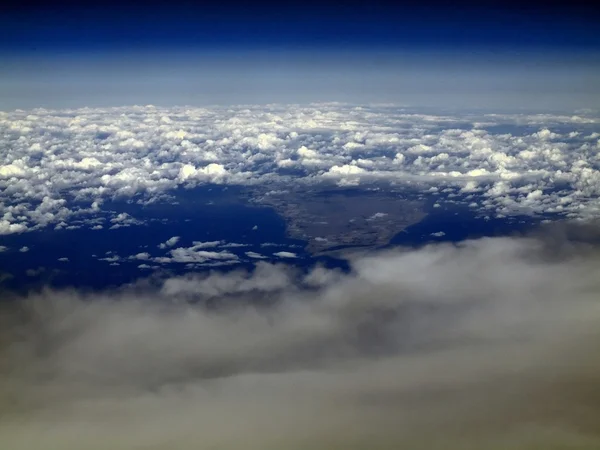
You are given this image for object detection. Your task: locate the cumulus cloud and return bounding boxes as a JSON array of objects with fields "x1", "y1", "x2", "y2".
[
  {"x1": 0, "y1": 219, "x2": 27, "y2": 235},
  {"x1": 158, "y1": 236, "x2": 180, "y2": 249},
  {"x1": 2, "y1": 235, "x2": 600, "y2": 449},
  {"x1": 273, "y1": 251, "x2": 298, "y2": 258},
  {"x1": 109, "y1": 213, "x2": 143, "y2": 229},
  {"x1": 164, "y1": 243, "x2": 239, "y2": 265},
  {"x1": 131, "y1": 252, "x2": 151, "y2": 261},
  {"x1": 245, "y1": 251, "x2": 267, "y2": 259},
  {"x1": 190, "y1": 240, "x2": 222, "y2": 249},
  {"x1": 178, "y1": 163, "x2": 228, "y2": 183},
  {"x1": 0, "y1": 104, "x2": 599, "y2": 235},
  {"x1": 368, "y1": 212, "x2": 388, "y2": 221}
]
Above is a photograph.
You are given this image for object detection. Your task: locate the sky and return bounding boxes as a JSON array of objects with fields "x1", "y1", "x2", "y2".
[{"x1": 1, "y1": 0, "x2": 599, "y2": 110}]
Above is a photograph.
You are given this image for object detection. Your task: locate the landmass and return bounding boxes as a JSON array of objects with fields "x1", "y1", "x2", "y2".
[{"x1": 247, "y1": 184, "x2": 426, "y2": 254}]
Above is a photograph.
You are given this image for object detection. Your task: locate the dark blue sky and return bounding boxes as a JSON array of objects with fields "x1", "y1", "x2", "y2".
[{"x1": 2, "y1": 0, "x2": 599, "y2": 52}]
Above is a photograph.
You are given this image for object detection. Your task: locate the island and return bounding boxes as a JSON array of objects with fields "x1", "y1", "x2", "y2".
[{"x1": 246, "y1": 184, "x2": 427, "y2": 254}]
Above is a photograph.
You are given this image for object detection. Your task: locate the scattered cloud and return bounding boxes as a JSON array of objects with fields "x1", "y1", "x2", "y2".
[
  {"x1": 99, "y1": 255, "x2": 121, "y2": 263},
  {"x1": 25, "y1": 266, "x2": 45, "y2": 277},
  {"x1": 273, "y1": 251, "x2": 298, "y2": 258},
  {"x1": 166, "y1": 245, "x2": 239, "y2": 264},
  {"x1": 245, "y1": 251, "x2": 267, "y2": 259},
  {"x1": 368, "y1": 212, "x2": 388, "y2": 220},
  {"x1": 109, "y1": 213, "x2": 143, "y2": 229},
  {"x1": 0, "y1": 105, "x2": 598, "y2": 235},
  {"x1": 131, "y1": 252, "x2": 151, "y2": 261},
  {"x1": 158, "y1": 236, "x2": 180, "y2": 249},
  {"x1": 190, "y1": 241, "x2": 222, "y2": 249},
  {"x1": 221, "y1": 242, "x2": 249, "y2": 248}
]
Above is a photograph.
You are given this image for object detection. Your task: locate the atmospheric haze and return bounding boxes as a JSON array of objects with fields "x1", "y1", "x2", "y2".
[{"x1": 2, "y1": 227, "x2": 600, "y2": 449}]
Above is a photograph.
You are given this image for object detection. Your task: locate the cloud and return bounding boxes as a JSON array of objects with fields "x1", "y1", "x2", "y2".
[
  {"x1": 159, "y1": 262, "x2": 294, "y2": 299},
  {"x1": 1, "y1": 235, "x2": 600, "y2": 448},
  {"x1": 19, "y1": 246, "x2": 29, "y2": 252},
  {"x1": 166, "y1": 244, "x2": 239, "y2": 264},
  {"x1": 190, "y1": 241, "x2": 222, "y2": 249},
  {"x1": 131, "y1": 252, "x2": 151, "y2": 261},
  {"x1": 245, "y1": 251, "x2": 267, "y2": 259},
  {"x1": 99, "y1": 255, "x2": 121, "y2": 263},
  {"x1": 0, "y1": 104, "x2": 599, "y2": 235},
  {"x1": 0, "y1": 272, "x2": 13, "y2": 284},
  {"x1": 158, "y1": 236, "x2": 180, "y2": 249},
  {"x1": 221, "y1": 242, "x2": 249, "y2": 248},
  {"x1": 325, "y1": 163, "x2": 366, "y2": 175},
  {"x1": 0, "y1": 220, "x2": 27, "y2": 235},
  {"x1": 108, "y1": 213, "x2": 143, "y2": 230},
  {"x1": 178, "y1": 163, "x2": 228, "y2": 183},
  {"x1": 25, "y1": 266, "x2": 45, "y2": 277},
  {"x1": 368, "y1": 212, "x2": 388, "y2": 220},
  {"x1": 273, "y1": 251, "x2": 298, "y2": 258}
]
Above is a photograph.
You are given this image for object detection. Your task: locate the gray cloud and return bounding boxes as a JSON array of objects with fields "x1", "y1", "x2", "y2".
[{"x1": 1, "y1": 235, "x2": 600, "y2": 449}]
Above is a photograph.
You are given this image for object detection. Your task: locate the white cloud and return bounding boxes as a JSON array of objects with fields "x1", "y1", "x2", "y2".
[
  {"x1": 19, "y1": 246, "x2": 29, "y2": 253},
  {"x1": 326, "y1": 164, "x2": 366, "y2": 176},
  {"x1": 191, "y1": 241, "x2": 222, "y2": 249},
  {"x1": 0, "y1": 246, "x2": 8, "y2": 252},
  {"x1": 0, "y1": 220, "x2": 27, "y2": 235},
  {"x1": 167, "y1": 245, "x2": 239, "y2": 264},
  {"x1": 273, "y1": 251, "x2": 298, "y2": 258},
  {"x1": 109, "y1": 213, "x2": 142, "y2": 229},
  {"x1": 0, "y1": 105, "x2": 599, "y2": 235},
  {"x1": 99, "y1": 255, "x2": 121, "y2": 263},
  {"x1": 158, "y1": 236, "x2": 180, "y2": 249},
  {"x1": 297, "y1": 145, "x2": 319, "y2": 159},
  {"x1": 221, "y1": 242, "x2": 249, "y2": 248},
  {"x1": 178, "y1": 163, "x2": 228, "y2": 183},
  {"x1": 245, "y1": 251, "x2": 267, "y2": 259}
]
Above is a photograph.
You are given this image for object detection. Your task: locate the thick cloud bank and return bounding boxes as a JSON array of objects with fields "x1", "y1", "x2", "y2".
[
  {"x1": 1, "y1": 234, "x2": 600, "y2": 449},
  {"x1": 1, "y1": 104, "x2": 600, "y2": 234}
]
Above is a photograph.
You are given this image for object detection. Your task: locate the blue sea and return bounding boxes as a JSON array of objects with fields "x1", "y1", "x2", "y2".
[{"x1": 0, "y1": 185, "x2": 546, "y2": 292}]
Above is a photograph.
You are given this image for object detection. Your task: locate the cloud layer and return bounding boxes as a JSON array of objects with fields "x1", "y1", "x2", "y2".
[
  {"x1": 1, "y1": 234, "x2": 600, "y2": 449},
  {"x1": 1, "y1": 104, "x2": 599, "y2": 234}
]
